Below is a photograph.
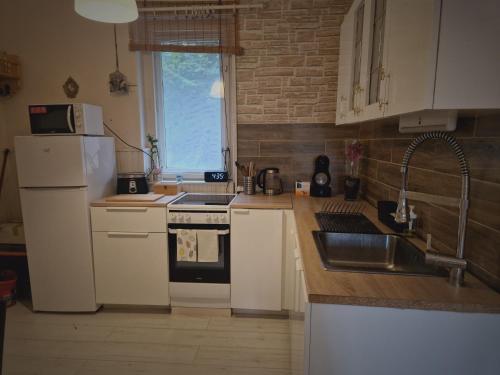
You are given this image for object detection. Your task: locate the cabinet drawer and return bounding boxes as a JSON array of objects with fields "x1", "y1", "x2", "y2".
[
  {"x1": 92, "y1": 232, "x2": 169, "y2": 305},
  {"x1": 91, "y1": 206, "x2": 166, "y2": 233}
]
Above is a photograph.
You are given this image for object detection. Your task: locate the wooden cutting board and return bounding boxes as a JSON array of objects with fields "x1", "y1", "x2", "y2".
[{"x1": 105, "y1": 194, "x2": 163, "y2": 202}]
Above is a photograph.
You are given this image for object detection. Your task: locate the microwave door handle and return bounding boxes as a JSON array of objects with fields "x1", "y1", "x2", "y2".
[{"x1": 67, "y1": 105, "x2": 75, "y2": 133}]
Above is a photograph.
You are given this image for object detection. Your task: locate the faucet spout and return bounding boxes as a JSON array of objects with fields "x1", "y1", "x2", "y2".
[{"x1": 395, "y1": 131, "x2": 470, "y2": 287}]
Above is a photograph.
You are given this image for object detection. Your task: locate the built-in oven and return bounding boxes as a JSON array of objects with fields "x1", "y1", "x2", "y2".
[
  {"x1": 168, "y1": 222, "x2": 230, "y2": 284},
  {"x1": 166, "y1": 193, "x2": 235, "y2": 308}
]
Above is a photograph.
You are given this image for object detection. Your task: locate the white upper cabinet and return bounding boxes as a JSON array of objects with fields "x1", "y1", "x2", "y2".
[
  {"x1": 335, "y1": 2, "x2": 356, "y2": 123},
  {"x1": 433, "y1": 0, "x2": 500, "y2": 109},
  {"x1": 336, "y1": 0, "x2": 500, "y2": 125}
]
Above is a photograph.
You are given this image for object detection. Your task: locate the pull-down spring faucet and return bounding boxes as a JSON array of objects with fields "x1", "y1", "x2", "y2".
[{"x1": 394, "y1": 131, "x2": 470, "y2": 287}]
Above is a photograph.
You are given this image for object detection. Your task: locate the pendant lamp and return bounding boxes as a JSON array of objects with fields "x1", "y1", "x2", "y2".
[{"x1": 75, "y1": 0, "x2": 138, "y2": 23}]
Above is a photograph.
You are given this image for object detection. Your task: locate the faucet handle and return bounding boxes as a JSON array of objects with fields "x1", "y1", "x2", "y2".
[{"x1": 424, "y1": 233, "x2": 467, "y2": 269}]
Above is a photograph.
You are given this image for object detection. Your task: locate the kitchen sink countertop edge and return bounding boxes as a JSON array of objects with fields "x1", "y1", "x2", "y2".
[{"x1": 293, "y1": 195, "x2": 500, "y2": 313}]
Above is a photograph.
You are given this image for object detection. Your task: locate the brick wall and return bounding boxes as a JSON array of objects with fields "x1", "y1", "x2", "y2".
[{"x1": 236, "y1": 0, "x2": 352, "y2": 124}]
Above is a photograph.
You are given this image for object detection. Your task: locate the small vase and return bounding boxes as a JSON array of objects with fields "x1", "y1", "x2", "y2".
[{"x1": 344, "y1": 176, "x2": 360, "y2": 201}]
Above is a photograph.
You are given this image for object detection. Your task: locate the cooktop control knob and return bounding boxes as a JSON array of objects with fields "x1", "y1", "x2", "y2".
[
  {"x1": 170, "y1": 214, "x2": 177, "y2": 222},
  {"x1": 185, "y1": 215, "x2": 191, "y2": 223}
]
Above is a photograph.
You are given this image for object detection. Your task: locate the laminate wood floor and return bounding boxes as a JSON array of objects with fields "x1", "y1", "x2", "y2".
[{"x1": 3, "y1": 303, "x2": 292, "y2": 375}]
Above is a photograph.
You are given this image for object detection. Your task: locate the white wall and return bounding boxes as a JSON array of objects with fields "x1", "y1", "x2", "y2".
[
  {"x1": 0, "y1": 0, "x2": 146, "y2": 221},
  {"x1": 0, "y1": 103, "x2": 10, "y2": 221}
]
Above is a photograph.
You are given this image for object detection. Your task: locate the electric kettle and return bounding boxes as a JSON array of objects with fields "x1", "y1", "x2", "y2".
[{"x1": 257, "y1": 168, "x2": 283, "y2": 195}]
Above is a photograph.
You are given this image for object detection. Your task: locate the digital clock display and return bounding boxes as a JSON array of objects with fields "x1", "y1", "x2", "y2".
[{"x1": 204, "y1": 171, "x2": 229, "y2": 182}]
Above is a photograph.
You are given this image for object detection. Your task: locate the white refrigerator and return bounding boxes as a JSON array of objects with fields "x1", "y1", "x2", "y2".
[{"x1": 15, "y1": 135, "x2": 116, "y2": 312}]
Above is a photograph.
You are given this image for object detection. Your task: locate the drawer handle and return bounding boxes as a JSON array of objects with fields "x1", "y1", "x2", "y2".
[
  {"x1": 105, "y1": 207, "x2": 148, "y2": 212},
  {"x1": 232, "y1": 209, "x2": 249, "y2": 214},
  {"x1": 107, "y1": 232, "x2": 150, "y2": 238}
]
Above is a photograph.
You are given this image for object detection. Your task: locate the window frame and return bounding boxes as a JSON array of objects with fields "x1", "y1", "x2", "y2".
[{"x1": 150, "y1": 52, "x2": 236, "y2": 181}]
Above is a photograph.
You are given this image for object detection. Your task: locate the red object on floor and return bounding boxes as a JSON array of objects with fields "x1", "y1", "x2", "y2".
[{"x1": 0, "y1": 270, "x2": 17, "y2": 307}]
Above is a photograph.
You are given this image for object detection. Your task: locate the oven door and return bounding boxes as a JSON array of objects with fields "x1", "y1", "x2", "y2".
[
  {"x1": 29, "y1": 104, "x2": 75, "y2": 134},
  {"x1": 168, "y1": 223, "x2": 230, "y2": 284}
]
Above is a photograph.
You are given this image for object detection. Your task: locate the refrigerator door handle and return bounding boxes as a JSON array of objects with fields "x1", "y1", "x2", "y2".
[{"x1": 67, "y1": 105, "x2": 75, "y2": 133}]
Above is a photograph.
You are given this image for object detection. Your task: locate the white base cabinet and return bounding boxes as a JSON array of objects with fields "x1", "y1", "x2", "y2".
[
  {"x1": 92, "y1": 232, "x2": 169, "y2": 305},
  {"x1": 90, "y1": 207, "x2": 169, "y2": 306},
  {"x1": 306, "y1": 303, "x2": 500, "y2": 375},
  {"x1": 230, "y1": 209, "x2": 283, "y2": 311}
]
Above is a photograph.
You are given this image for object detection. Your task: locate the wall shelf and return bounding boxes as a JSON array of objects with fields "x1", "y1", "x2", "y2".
[{"x1": 0, "y1": 52, "x2": 21, "y2": 97}]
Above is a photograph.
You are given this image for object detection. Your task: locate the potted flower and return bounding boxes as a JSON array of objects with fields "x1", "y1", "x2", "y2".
[
  {"x1": 146, "y1": 134, "x2": 162, "y2": 182},
  {"x1": 344, "y1": 139, "x2": 362, "y2": 200}
]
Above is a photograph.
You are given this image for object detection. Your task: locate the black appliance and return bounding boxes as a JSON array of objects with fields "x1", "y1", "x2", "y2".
[
  {"x1": 256, "y1": 167, "x2": 283, "y2": 195},
  {"x1": 28, "y1": 103, "x2": 103, "y2": 135},
  {"x1": 117, "y1": 172, "x2": 149, "y2": 194},
  {"x1": 310, "y1": 155, "x2": 332, "y2": 197},
  {"x1": 168, "y1": 223, "x2": 230, "y2": 284},
  {"x1": 204, "y1": 171, "x2": 229, "y2": 182},
  {"x1": 167, "y1": 194, "x2": 235, "y2": 285}
]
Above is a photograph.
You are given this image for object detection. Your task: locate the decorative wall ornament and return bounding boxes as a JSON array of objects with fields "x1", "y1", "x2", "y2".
[
  {"x1": 63, "y1": 76, "x2": 79, "y2": 98},
  {"x1": 109, "y1": 25, "x2": 129, "y2": 95}
]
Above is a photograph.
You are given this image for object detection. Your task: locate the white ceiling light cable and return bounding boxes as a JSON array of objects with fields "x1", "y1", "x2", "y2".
[{"x1": 75, "y1": 0, "x2": 139, "y2": 23}]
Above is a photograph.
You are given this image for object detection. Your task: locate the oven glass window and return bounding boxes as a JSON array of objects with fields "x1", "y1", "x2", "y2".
[{"x1": 168, "y1": 228, "x2": 230, "y2": 284}]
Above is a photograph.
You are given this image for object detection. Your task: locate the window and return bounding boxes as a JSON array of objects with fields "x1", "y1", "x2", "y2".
[
  {"x1": 155, "y1": 52, "x2": 230, "y2": 176},
  {"x1": 368, "y1": 0, "x2": 386, "y2": 104}
]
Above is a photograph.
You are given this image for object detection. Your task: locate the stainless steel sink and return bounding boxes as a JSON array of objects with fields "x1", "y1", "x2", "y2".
[{"x1": 312, "y1": 232, "x2": 448, "y2": 277}]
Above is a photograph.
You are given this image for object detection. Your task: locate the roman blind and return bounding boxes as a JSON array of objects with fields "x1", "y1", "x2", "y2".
[{"x1": 129, "y1": 1, "x2": 242, "y2": 55}]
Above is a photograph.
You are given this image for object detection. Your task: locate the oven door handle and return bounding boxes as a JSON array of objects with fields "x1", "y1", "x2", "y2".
[{"x1": 168, "y1": 228, "x2": 230, "y2": 235}]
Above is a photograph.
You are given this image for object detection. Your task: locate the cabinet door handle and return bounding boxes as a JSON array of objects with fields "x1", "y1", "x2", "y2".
[
  {"x1": 105, "y1": 207, "x2": 148, "y2": 212},
  {"x1": 107, "y1": 232, "x2": 149, "y2": 238},
  {"x1": 295, "y1": 258, "x2": 303, "y2": 271},
  {"x1": 232, "y1": 209, "x2": 250, "y2": 215}
]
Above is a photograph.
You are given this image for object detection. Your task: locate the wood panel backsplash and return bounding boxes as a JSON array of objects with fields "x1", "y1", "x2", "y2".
[
  {"x1": 238, "y1": 114, "x2": 500, "y2": 291},
  {"x1": 358, "y1": 114, "x2": 500, "y2": 292},
  {"x1": 237, "y1": 123, "x2": 359, "y2": 191}
]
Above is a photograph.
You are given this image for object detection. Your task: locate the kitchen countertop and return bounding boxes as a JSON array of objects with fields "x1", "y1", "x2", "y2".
[
  {"x1": 91, "y1": 193, "x2": 184, "y2": 207},
  {"x1": 294, "y1": 195, "x2": 500, "y2": 313},
  {"x1": 230, "y1": 192, "x2": 293, "y2": 209}
]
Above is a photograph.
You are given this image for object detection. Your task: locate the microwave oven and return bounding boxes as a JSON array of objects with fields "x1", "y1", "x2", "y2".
[{"x1": 29, "y1": 103, "x2": 104, "y2": 135}]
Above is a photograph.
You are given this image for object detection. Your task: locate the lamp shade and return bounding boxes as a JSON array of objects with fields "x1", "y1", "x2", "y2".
[
  {"x1": 75, "y1": 0, "x2": 138, "y2": 23},
  {"x1": 210, "y1": 80, "x2": 225, "y2": 98}
]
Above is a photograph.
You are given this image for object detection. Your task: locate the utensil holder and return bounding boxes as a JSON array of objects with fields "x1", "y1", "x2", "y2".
[{"x1": 243, "y1": 176, "x2": 255, "y2": 195}]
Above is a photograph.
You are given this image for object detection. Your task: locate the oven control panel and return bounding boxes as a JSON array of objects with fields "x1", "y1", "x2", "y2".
[{"x1": 168, "y1": 211, "x2": 230, "y2": 225}]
